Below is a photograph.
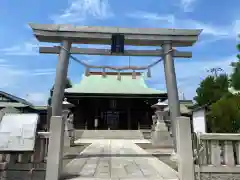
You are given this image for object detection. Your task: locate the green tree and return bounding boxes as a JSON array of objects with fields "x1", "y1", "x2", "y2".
[
  {"x1": 194, "y1": 74, "x2": 229, "y2": 106},
  {"x1": 230, "y1": 42, "x2": 240, "y2": 90},
  {"x1": 47, "y1": 78, "x2": 73, "y2": 106},
  {"x1": 206, "y1": 94, "x2": 240, "y2": 133},
  {"x1": 195, "y1": 36, "x2": 240, "y2": 133}
]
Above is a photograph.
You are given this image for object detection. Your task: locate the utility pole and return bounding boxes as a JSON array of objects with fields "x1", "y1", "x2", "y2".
[
  {"x1": 207, "y1": 67, "x2": 223, "y2": 78},
  {"x1": 178, "y1": 90, "x2": 186, "y2": 100}
]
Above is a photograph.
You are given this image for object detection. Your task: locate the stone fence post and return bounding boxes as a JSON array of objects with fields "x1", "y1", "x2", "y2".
[{"x1": 176, "y1": 116, "x2": 195, "y2": 180}]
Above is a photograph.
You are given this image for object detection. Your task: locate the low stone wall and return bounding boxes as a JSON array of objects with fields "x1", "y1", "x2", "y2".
[
  {"x1": 0, "y1": 136, "x2": 47, "y2": 180},
  {"x1": 0, "y1": 162, "x2": 46, "y2": 180},
  {"x1": 199, "y1": 173, "x2": 240, "y2": 180},
  {"x1": 195, "y1": 133, "x2": 240, "y2": 180}
]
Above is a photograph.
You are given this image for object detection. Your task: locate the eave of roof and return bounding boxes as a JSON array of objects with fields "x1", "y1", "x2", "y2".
[
  {"x1": 0, "y1": 91, "x2": 33, "y2": 107},
  {"x1": 0, "y1": 102, "x2": 28, "y2": 108},
  {"x1": 190, "y1": 104, "x2": 210, "y2": 111},
  {"x1": 33, "y1": 106, "x2": 48, "y2": 110},
  {"x1": 164, "y1": 104, "x2": 192, "y2": 114}
]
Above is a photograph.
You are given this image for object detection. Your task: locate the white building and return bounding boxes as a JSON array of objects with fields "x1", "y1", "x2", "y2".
[{"x1": 191, "y1": 105, "x2": 208, "y2": 133}]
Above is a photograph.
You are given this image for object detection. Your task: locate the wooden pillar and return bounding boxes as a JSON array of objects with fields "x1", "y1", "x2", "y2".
[
  {"x1": 127, "y1": 107, "x2": 131, "y2": 129},
  {"x1": 145, "y1": 111, "x2": 149, "y2": 128},
  {"x1": 72, "y1": 105, "x2": 78, "y2": 129}
]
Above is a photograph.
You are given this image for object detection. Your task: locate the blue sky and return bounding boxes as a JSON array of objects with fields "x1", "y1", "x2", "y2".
[{"x1": 0, "y1": 0, "x2": 239, "y2": 105}]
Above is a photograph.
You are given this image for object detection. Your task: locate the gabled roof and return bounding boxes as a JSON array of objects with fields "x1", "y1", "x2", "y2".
[
  {"x1": 0, "y1": 91, "x2": 33, "y2": 107},
  {"x1": 164, "y1": 100, "x2": 193, "y2": 114},
  {"x1": 65, "y1": 72, "x2": 166, "y2": 95},
  {"x1": 190, "y1": 104, "x2": 210, "y2": 112}
]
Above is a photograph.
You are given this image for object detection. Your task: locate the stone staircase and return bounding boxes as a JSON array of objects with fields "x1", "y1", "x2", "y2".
[
  {"x1": 140, "y1": 129, "x2": 152, "y2": 139},
  {"x1": 78, "y1": 130, "x2": 145, "y2": 139}
]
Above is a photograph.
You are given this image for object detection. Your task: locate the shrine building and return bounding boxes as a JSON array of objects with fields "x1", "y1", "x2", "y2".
[
  {"x1": 64, "y1": 71, "x2": 192, "y2": 130},
  {"x1": 64, "y1": 71, "x2": 166, "y2": 130}
]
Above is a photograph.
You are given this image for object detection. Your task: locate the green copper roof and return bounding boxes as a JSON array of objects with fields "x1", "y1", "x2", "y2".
[
  {"x1": 0, "y1": 102, "x2": 28, "y2": 108},
  {"x1": 33, "y1": 106, "x2": 48, "y2": 110},
  {"x1": 65, "y1": 73, "x2": 165, "y2": 95},
  {"x1": 165, "y1": 104, "x2": 191, "y2": 114}
]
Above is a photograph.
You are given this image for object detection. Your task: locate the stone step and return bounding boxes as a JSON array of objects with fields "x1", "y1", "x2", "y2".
[
  {"x1": 79, "y1": 130, "x2": 145, "y2": 139},
  {"x1": 140, "y1": 130, "x2": 152, "y2": 139}
]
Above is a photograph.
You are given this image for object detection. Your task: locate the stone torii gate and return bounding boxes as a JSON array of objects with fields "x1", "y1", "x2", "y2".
[{"x1": 29, "y1": 24, "x2": 201, "y2": 180}]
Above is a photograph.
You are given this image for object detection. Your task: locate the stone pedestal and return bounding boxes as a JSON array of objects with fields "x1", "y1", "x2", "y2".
[{"x1": 151, "y1": 110, "x2": 173, "y2": 148}]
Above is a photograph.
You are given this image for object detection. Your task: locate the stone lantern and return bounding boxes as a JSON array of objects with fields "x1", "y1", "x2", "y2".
[
  {"x1": 62, "y1": 98, "x2": 75, "y2": 146},
  {"x1": 151, "y1": 99, "x2": 168, "y2": 130},
  {"x1": 151, "y1": 99, "x2": 173, "y2": 147},
  {"x1": 62, "y1": 98, "x2": 74, "y2": 117}
]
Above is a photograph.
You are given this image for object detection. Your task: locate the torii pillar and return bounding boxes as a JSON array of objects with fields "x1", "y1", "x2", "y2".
[
  {"x1": 51, "y1": 40, "x2": 72, "y2": 116},
  {"x1": 162, "y1": 42, "x2": 180, "y2": 151},
  {"x1": 46, "y1": 40, "x2": 72, "y2": 180}
]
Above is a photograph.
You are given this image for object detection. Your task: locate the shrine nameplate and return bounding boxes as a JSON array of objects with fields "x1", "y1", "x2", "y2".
[{"x1": 0, "y1": 113, "x2": 39, "y2": 151}]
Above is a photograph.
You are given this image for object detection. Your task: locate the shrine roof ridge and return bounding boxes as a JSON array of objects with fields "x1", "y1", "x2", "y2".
[{"x1": 29, "y1": 23, "x2": 202, "y2": 47}]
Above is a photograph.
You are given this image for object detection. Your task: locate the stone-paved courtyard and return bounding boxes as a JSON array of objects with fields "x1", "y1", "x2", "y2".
[{"x1": 62, "y1": 140, "x2": 178, "y2": 180}]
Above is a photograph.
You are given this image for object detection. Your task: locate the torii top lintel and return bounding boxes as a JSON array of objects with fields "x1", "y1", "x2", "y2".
[{"x1": 29, "y1": 23, "x2": 202, "y2": 47}]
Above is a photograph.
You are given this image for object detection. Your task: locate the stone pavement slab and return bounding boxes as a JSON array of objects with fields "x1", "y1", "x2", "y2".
[
  {"x1": 74, "y1": 139, "x2": 151, "y2": 144},
  {"x1": 79, "y1": 130, "x2": 145, "y2": 140},
  {"x1": 63, "y1": 140, "x2": 178, "y2": 180}
]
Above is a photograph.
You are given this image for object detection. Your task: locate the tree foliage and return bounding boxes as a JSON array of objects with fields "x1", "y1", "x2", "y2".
[
  {"x1": 230, "y1": 42, "x2": 240, "y2": 90},
  {"x1": 207, "y1": 94, "x2": 240, "y2": 133},
  {"x1": 193, "y1": 37, "x2": 240, "y2": 133},
  {"x1": 194, "y1": 74, "x2": 229, "y2": 106},
  {"x1": 47, "y1": 78, "x2": 73, "y2": 106}
]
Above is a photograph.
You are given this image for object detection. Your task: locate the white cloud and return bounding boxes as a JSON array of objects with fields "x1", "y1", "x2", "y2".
[
  {"x1": 0, "y1": 42, "x2": 39, "y2": 56},
  {"x1": 0, "y1": 38, "x2": 59, "y2": 56},
  {"x1": 149, "y1": 55, "x2": 236, "y2": 99},
  {"x1": 0, "y1": 62, "x2": 56, "y2": 88},
  {"x1": 127, "y1": 12, "x2": 175, "y2": 25},
  {"x1": 179, "y1": 0, "x2": 197, "y2": 12},
  {"x1": 0, "y1": 59, "x2": 6, "y2": 63},
  {"x1": 31, "y1": 68, "x2": 56, "y2": 76},
  {"x1": 50, "y1": 0, "x2": 113, "y2": 24},
  {"x1": 126, "y1": 11, "x2": 239, "y2": 42},
  {"x1": 0, "y1": 66, "x2": 27, "y2": 88},
  {"x1": 2, "y1": 1, "x2": 114, "y2": 56},
  {"x1": 0, "y1": 59, "x2": 55, "y2": 102},
  {"x1": 25, "y1": 92, "x2": 48, "y2": 105},
  {"x1": 233, "y1": 20, "x2": 240, "y2": 35}
]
